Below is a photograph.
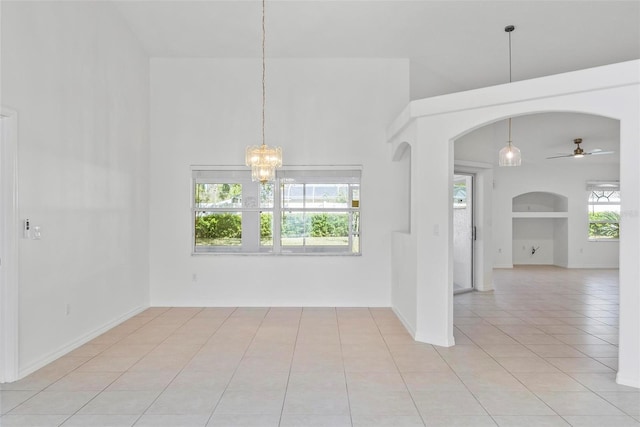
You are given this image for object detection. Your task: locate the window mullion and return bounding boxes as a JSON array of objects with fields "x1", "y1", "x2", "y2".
[{"x1": 273, "y1": 179, "x2": 282, "y2": 254}]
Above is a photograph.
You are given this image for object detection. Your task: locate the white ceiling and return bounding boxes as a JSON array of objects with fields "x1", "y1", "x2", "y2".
[
  {"x1": 114, "y1": 0, "x2": 640, "y2": 99},
  {"x1": 112, "y1": 0, "x2": 638, "y2": 164},
  {"x1": 455, "y1": 113, "x2": 621, "y2": 166}
]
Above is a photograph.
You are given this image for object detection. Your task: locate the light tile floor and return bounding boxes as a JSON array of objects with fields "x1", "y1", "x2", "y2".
[{"x1": 1, "y1": 266, "x2": 638, "y2": 426}]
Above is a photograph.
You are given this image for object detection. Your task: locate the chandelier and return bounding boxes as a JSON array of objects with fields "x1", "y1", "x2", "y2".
[
  {"x1": 245, "y1": 0, "x2": 282, "y2": 182},
  {"x1": 498, "y1": 25, "x2": 522, "y2": 167}
]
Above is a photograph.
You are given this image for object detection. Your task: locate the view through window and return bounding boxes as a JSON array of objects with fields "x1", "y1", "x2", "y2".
[
  {"x1": 192, "y1": 168, "x2": 361, "y2": 254},
  {"x1": 588, "y1": 182, "x2": 620, "y2": 240}
]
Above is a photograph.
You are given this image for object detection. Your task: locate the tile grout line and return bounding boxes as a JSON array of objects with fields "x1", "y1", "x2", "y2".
[
  {"x1": 5, "y1": 308, "x2": 170, "y2": 425},
  {"x1": 336, "y1": 308, "x2": 355, "y2": 427},
  {"x1": 276, "y1": 308, "x2": 303, "y2": 427},
  {"x1": 205, "y1": 307, "x2": 270, "y2": 426},
  {"x1": 371, "y1": 307, "x2": 427, "y2": 427},
  {"x1": 73, "y1": 307, "x2": 206, "y2": 425}
]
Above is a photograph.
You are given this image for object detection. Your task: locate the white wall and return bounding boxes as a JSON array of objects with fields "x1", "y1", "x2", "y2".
[
  {"x1": 455, "y1": 116, "x2": 620, "y2": 269},
  {"x1": 149, "y1": 58, "x2": 408, "y2": 306},
  {"x1": 391, "y1": 138, "x2": 416, "y2": 334},
  {"x1": 512, "y1": 218, "x2": 557, "y2": 265},
  {"x1": 2, "y1": 2, "x2": 150, "y2": 375},
  {"x1": 492, "y1": 162, "x2": 620, "y2": 269}
]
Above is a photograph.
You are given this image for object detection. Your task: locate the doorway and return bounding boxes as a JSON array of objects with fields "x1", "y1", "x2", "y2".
[{"x1": 453, "y1": 173, "x2": 474, "y2": 294}]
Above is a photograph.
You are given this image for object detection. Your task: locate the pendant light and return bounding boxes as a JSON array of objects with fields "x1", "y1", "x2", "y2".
[
  {"x1": 246, "y1": 0, "x2": 282, "y2": 182},
  {"x1": 498, "y1": 25, "x2": 522, "y2": 167}
]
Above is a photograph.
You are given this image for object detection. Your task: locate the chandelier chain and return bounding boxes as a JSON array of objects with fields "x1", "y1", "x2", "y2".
[{"x1": 262, "y1": 0, "x2": 266, "y2": 147}]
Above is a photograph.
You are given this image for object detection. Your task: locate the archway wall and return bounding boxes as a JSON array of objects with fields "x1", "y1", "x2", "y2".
[
  {"x1": 389, "y1": 124, "x2": 418, "y2": 337},
  {"x1": 387, "y1": 60, "x2": 640, "y2": 387}
]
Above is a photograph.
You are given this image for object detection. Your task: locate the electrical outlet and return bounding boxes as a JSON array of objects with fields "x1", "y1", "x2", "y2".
[
  {"x1": 192, "y1": 273, "x2": 197, "y2": 282},
  {"x1": 65, "y1": 304, "x2": 71, "y2": 316}
]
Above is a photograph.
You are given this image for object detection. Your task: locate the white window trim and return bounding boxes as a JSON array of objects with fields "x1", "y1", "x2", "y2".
[
  {"x1": 191, "y1": 166, "x2": 362, "y2": 256},
  {"x1": 587, "y1": 182, "x2": 620, "y2": 241}
]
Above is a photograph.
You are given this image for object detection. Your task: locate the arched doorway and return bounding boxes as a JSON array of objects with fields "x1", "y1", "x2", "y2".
[{"x1": 388, "y1": 60, "x2": 639, "y2": 387}]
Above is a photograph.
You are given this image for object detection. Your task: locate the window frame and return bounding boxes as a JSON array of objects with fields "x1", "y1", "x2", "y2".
[
  {"x1": 587, "y1": 181, "x2": 620, "y2": 242},
  {"x1": 191, "y1": 166, "x2": 362, "y2": 256}
]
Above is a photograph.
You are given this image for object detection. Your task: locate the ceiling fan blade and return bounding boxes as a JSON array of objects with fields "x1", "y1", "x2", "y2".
[
  {"x1": 546, "y1": 154, "x2": 574, "y2": 159},
  {"x1": 586, "y1": 150, "x2": 615, "y2": 156}
]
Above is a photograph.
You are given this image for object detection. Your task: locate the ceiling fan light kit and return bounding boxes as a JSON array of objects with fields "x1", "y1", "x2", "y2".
[{"x1": 498, "y1": 25, "x2": 522, "y2": 167}]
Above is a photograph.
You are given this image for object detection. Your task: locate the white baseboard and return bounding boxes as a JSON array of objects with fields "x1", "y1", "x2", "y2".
[
  {"x1": 391, "y1": 306, "x2": 416, "y2": 338},
  {"x1": 616, "y1": 372, "x2": 640, "y2": 389},
  {"x1": 391, "y1": 306, "x2": 456, "y2": 347},
  {"x1": 414, "y1": 331, "x2": 456, "y2": 347},
  {"x1": 493, "y1": 264, "x2": 513, "y2": 269},
  {"x1": 18, "y1": 305, "x2": 148, "y2": 379}
]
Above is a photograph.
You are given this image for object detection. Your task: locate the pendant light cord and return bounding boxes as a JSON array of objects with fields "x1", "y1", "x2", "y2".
[
  {"x1": 261, "y1": 0, "x2": 266, "y2": 147},
  {"x1": 508, "y1": 28, "x2": 512, "y2": 84},
  {"x1": 506, "y1": 25, "x2": 514, "y2": 145}
]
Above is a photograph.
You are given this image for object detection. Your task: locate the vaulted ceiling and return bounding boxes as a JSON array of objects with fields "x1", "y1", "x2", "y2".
[
  {"x1": 112, "y1": 1, "x2": 639, "y2": 164},
  {"x1": 114, "y1": 0, "x2": 639, "y2": 100}
]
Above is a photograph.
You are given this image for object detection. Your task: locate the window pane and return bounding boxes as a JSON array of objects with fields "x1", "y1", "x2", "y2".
[
  {"x1": 260, "y1": 211, "x2": 273, "y2": 247},
  {"x1": 589, "y1": 190, "x2": 620, "y2": 204},
  {"x1": 282, "y1": 184, "x2": 303, "y2": 209},
  {"x1": 195, "y1": 183, "x2": 242, "y2": 208},
  {"x1": 260, "y1": 183, "x2": 274, "y2": 208},
  {"x1": 194, "y1": 212, "x2": 242, "y2": 247},
  {"x1": 305, "y1": 184, "x2": 349, "y2": 208},
  {"x1": 588, "y1": 189, "x2": 620, "y2": 240},
  {"x1": 589, "y1": 220, "x2": 620, "y2": 239},
  {"x1": 453, "y1": 182, "x2": 467, "y2": 208},
  {"x1": 589, "y1": 205, "x2": 621, "y2": 215},
  {"x1": 281, "y1": 211, "x2": 308, "y2": 246},
  {"x1": 352, "y1": 184, "x2": 360, "y2": 208},
  {"x1": 281, "y1": 212, "x2": 353, "y2": 249},
  {"x1": 352, "y1": 212, "x2": 360, "y2": 253},
  {"x1": 307, "y1": 212, "x2": 350, "y2": 246}
]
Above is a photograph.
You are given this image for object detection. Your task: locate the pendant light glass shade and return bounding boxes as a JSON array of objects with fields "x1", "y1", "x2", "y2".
[
  {"x1": 498, "y1": 142, "x2": 522, "y2": 167},
  {"x1": 498, "y1": 25, "x2": 522, "y2": 167}
]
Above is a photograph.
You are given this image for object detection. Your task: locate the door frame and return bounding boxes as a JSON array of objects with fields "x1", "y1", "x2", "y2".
[
  {"x1": 453, "y1": 172, "x2": 475, "y2": 294},
  {"x1": 1, "y1": 107, "x2": 20, "y2": 383}
]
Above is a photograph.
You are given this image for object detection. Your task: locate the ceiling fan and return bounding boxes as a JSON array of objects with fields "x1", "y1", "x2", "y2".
[{"x1": 546, "y1": 138, "x2": 615, "y2": 159}]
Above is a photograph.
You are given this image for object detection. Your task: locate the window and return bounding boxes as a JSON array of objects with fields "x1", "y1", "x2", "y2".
[
  {"x1": 587, "y1": 181, "x2": 620, "y2": 240},
  {"x1": 192, "y1": 168, "x2": 361, "y2": 255}
]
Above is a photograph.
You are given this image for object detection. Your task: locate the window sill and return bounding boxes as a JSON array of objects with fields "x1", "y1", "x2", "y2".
[{"x1": 191, "y1": 252, "x2": 361, "y2": 257}]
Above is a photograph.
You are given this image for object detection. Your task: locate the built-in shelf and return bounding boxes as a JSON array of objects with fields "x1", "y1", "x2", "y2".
[
  {"x1": 512, "y1": 191, "x2": 568, "y2": 213},
  {"x1": 512, "y1": 212, "x2": 568, "y2": 218},
  {"x1": 511, "y1": 191, "x2": 569, "y2": 267}
]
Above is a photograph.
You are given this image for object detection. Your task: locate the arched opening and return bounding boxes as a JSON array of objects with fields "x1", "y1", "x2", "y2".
[
  {"x1": 387, "y1": 61, "x2": 639, "y2": 387},
  {"x1": 454, "y1": 112, "x2": 620, "y2": 269}
]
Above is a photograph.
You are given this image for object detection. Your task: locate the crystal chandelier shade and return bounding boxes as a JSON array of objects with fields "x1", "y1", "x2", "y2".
[{"x1": 245, "y1": 144, "x2": 282, "y2": 182}]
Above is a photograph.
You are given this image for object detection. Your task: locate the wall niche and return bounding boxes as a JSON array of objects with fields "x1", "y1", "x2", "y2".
[{"x1": 512, "y1": 192, "x2": 568, "y2": 266}]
